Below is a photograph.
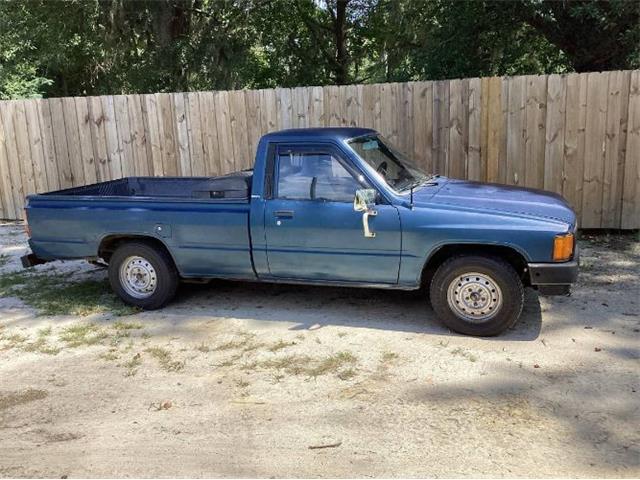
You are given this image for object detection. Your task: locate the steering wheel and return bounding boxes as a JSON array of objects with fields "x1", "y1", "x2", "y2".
[{"x1": 377, "y1": 161, "x2": 388, "y2": 177}]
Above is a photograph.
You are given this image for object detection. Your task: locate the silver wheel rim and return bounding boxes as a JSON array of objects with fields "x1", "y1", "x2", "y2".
[
  {"x1": 447, "y1": 272, "x2": 503, "y2": 322},
  {"x1": 119, "y1": 255, "x2": 158, "y2": 299}
]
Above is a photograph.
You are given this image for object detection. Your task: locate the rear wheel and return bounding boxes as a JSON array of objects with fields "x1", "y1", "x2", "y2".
[
  {"x1": 429, "y1": 255, "x2": 524, "y2": 336},
  {"x1": 108, "y1": 241, "x2": 178, "y2": 309}
]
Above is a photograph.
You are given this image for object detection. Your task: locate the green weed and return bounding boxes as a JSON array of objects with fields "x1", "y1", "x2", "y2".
[{"x1": 0, "y1": 270, "x2": 138, "y2": 317}]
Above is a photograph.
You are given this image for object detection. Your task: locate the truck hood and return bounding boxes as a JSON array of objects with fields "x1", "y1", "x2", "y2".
[{"x1": 421, "y1": 178, "x2": 576, "y2": 226}]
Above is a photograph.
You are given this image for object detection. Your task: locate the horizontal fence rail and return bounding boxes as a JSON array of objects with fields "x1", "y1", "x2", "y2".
[{"x1": 0, "y1": 70, "x2": 638, "y2": 228}]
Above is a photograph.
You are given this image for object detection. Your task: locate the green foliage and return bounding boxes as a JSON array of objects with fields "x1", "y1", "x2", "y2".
[{"x1": 0, "y1": 0, "x2": 637, "y2": 99}]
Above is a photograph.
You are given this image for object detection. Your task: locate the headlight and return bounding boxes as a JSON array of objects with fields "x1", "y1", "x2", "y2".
[{"x1": 553, "y1": 233, "x2": 574, "y2": 262}]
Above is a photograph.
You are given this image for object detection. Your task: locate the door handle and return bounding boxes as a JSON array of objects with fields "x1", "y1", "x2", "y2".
[{"x1": 274, "y1": 210, "x2": 294, "y2": 219}]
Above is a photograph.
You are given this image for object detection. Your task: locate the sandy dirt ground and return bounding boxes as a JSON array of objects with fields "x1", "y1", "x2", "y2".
[{"x1": 0, "y1": 221, "x2": 638, "y2": 478}]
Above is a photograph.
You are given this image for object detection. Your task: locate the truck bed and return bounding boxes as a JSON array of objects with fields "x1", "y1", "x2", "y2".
[
  {"x1": 25, "y1": 172, "x2": 256, "y2": 278},
  {"x1": 43, "y1": 172, "x2": 253, "y2": 201}
]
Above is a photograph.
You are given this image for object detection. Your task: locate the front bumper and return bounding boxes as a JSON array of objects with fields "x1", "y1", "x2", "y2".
[{"x1": 528, "y1": 258, "x2": 579, "y2": 296}]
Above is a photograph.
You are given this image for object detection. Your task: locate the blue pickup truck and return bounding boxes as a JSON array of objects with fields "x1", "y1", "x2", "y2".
[{"x1": 22, "y1": 127, "x2": 578, "y2": 336}]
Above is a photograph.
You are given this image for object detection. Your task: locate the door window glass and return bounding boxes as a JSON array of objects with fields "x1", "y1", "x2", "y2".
[{"x1": 277, "y1": 152, "x2": 361, "y2": 202}]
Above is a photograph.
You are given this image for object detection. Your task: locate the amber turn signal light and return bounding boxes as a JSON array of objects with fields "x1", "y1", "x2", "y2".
[{"x1": 553, "y1": 233, "x2": 574, "y2": 262}]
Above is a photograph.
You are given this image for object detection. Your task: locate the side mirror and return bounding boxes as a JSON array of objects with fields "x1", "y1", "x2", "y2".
[
  {"x1": 353, "y1": 189, "x2": 378, "y2": 238},
  {"x1": 353, "y1": 188, "x2": 376, "y2": 212}
]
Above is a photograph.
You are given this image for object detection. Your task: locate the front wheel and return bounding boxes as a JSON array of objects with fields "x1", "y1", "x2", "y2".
[
  {"x1": 429, "y1": 255, "x2": 524, "y2": 336},
  {"x1": 108, "y1": 241, "x2": 178, "y2": 309}
]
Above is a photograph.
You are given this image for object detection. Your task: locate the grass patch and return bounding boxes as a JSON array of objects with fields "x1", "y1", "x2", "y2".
[
  {"x1": 121, "y1": 352, "x2": 142, "y2": 376},
  {"x1": 99, "y1": 349, "x2": 120, "y2": 361},
  {"x1": 59, "y1": 323, "x2": 108, "y2": 347},
  {"x1": 22, "y1": 336, "x2": 60, "y2": 355},
  {"x1": 112, "y1": 320, "x2": 143, "y2": 331},
  {"x1": 381, "y1": 351, "x2": 399, "y2": 363},
  {"x1": 37, "y1": 326, "x2": 52, "y2": 337},
  {"x1": 146, "y1": 346, "x2": 185, "y2": 372},
  {"x1": 214, "y1": 332, "x2": 265, "y2": 353},
  {"x1": 4, "y1": 332, "x2": 28, "y2": 345},
  {"x1": 451, "y1": 347, "x2": 478, "y2": 363},
  {"x1": 0, "y1": 389, "x2": 48, "y2": 411},
  {"x1": 259, "y1": 351, "x2": 358, "y2": 379},
  {"x1": 0, "y1": 270, "x2": 138, "y2": 317},
  {"x1": 268, "y1": 339, "x2": 296, "y2": 352}
]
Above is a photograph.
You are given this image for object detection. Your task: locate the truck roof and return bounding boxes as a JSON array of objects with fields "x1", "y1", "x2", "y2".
[{"x1": 262, "y1": 127, "x2": 376, "y2": 142}]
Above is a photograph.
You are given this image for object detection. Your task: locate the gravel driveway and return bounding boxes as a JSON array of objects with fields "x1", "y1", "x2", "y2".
[{"x1": 0, "y1": 222, "x2": 638, "y2": 478}]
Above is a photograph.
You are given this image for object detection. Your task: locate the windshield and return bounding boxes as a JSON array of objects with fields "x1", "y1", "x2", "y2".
[{"x1": 348, "y1": 135, "x2": 432, "y2": 192}]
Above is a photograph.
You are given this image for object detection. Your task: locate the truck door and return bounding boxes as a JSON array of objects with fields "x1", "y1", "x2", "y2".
[{"x1": 263, "y1": 144, "x2": 401, "y2": 284}]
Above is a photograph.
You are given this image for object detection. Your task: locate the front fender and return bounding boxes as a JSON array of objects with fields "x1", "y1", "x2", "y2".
[{"x1": 397, "y1": 205, "x2": 566, "y2": 287}]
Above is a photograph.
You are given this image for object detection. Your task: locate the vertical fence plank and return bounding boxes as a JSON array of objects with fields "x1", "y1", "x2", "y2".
[
  {"x1": 582, "y1": 72, "x2": 609, "y2": 228},
  {"x1": 260, "y1": 88, "x2": 278, "y2": 134},
  {"x1": 127, "y1": 94, "x2": 151, "y2": 177},
  {"x1": 309, "y1": 86, "x2": 324, "y2": 126},
  {"x1": 62, "y1": 97, "x2": 86, "y2": 186},
  {"x1": 74, "y1": 97, "x2": 98, "y2": 184},
  {"x1": 23, "y1": 100, "x2": 48, "y2": 193},
  {"x1": 142, "y1": 94, "x2": 164, "y2": 176},
  {"x1": 158, "y1": 93, "x2": 178, "y2": 177},
  {"x1": 89, "y1": 96, "x2": 110, "y2": 182},
  {"x1": 276, "y1": 88, "x2": 293, "y2": 130},
  {"x1": 36, "y1": 100, "x2": 60, "y2": 191},
  {"x1": 413, "y1": 81, "x2": 434, "y2": 174},
  {"x1": 49, "y1": 98, "x2": 73, "y2": 188},
  {"x1": 601, "y1": 71, "x2": 629, "y2": 228},
  {"x1": 1, "y1": 102, "x2": 26, "y2": 217},
  {"x1": 323, "y1": 86, "x2": 340, "y2": 127},
  {"x1": 14, "y1": 101, "x2": 38, "y2": 198},
  {"x1": 434, "y1": 80, "x2": 450, "y2": 175},
  {"x1": 101, "y1": 96, "x2": 124, "y2": 180},
  {"x1": 485, "y1": 77, "x2": 503, "y2": 182},
  {"x1": 524, "y1": 75, "x2": 547, "y2": 188},
  {"x1": 198, "y1": 91, "x2": 221, "y2": 175},
  {"x1": 448, "y1": 79, "x2": 464, "y2": 178},
  {"x1": 245, "y1": 89, "x2": 263, "y2": 162},
  {"x1": 467, "y1": 78, "x2": 482, "y2": 181},
  {"x1": 185, "y1": 92, "x2": 206, "y2": 176},
  {"x1": 292, "y1": 87, "x2": 309, "y2": 128},
  {"x1": 506, "y1": 76, "x2": 526, "y2": 185},
  {"x1": 213, "y1": 91, "x2": 235, "y2": 175},
  {"x1": 362, "y1": 84, "x2": 382, "y2": 132},
  {"x1": 543, "y1": 74, "x2": 566, "y2": 194},
  {"x1": 562, "y1": 73, "x2": 588, "y2": 218},
  {"x1": 399, "y1": 83, "x2": 414, "y2": 157},
  {"x1": 228, "y1": 90, "x2": 251, "y2": 171},
  {"x1": 113, "y1": 95, "x2": 135, "y2": 178},
  {"x1": 621, "y1": 70, "x2": 640, "y2": 229},
  {"x1": 173, "y1": 93, "x2": 192, "y2": 176},
  {"x1": 0, "y1": 103, "x2": 16, "y2": 218}
]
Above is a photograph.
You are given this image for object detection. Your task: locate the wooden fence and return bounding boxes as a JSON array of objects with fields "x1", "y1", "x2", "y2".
[{"x1": 0, "y1": 70, "x2": 638, "y2": 228}]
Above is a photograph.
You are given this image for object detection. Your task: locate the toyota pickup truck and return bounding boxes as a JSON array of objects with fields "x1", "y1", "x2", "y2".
[{"x1": 22, "y1": 127, "x2": 579, "y2": 336}]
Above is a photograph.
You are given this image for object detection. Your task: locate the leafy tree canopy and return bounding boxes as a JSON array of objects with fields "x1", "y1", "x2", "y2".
[{"x1": 1, "y1": 0, "x2": 638, "y2": 99}]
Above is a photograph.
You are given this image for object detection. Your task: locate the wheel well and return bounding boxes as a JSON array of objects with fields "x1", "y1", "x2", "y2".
[
  {"x1": 98, "y1": 235, "x2": 175, "y2": 266},
  {"x1": 420, "y1": 244, "x2": 529, "y2": 289}
]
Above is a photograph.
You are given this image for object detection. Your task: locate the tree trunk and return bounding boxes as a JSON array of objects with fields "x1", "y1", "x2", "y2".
[{"x1": 333, "y1": 0, "x2": 349, "y2": 84}]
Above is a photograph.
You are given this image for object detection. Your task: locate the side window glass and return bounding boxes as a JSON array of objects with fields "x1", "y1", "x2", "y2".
[{"x1": 277, "y1": 152, "x2": 362, "y2": 202}]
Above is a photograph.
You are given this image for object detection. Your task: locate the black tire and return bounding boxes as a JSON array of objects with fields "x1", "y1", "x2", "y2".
[
  {"x1": 108, "y1": 241, "x2": 178, "y2": 310},
  {"x1": 429, "y1": 255, "x2": 524, "y2": 336}
]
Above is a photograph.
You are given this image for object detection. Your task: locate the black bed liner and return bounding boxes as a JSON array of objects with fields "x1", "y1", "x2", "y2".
[{"x1": 44, "y1": 171, "x2": 252, "y2": 200}]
